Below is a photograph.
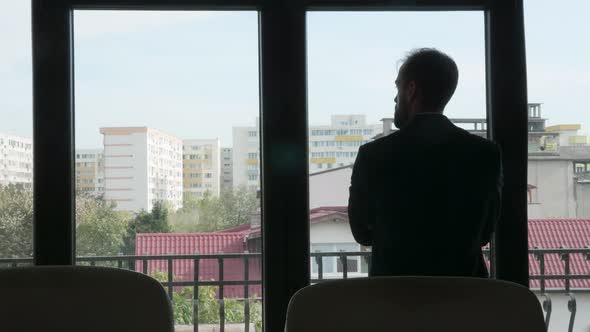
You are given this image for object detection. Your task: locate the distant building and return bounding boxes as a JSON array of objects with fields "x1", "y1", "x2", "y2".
[
  {"x1": 182, "y1": 139, "x2": 221, "y2": 198},
  {"x1": 75, "y1": 149, "x2": 104, "y2": 196},
  {"x1": 100, "y1": 127, "x2": 183, "y2": 212},
  {"x1": 232, "y1": 115, "x2": 381, "y2": 190},
  {"x1": 0, "y1": 133, "x2": 33, "y2": 186},
  {"x1": 233, "y1": 122, "x2": 260, "y2": 191},
  {"x1": 221, "y1": 147, "x2": 233, "y2": 190}
]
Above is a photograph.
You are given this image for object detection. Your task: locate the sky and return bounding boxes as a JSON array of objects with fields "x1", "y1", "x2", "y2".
[{"x1": 1, "y1": 1, "x2": 589, "y2": 149}]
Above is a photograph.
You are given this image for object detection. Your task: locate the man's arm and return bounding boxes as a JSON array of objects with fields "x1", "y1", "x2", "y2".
[
  {"x1": 348, "y1": 144, "x2": 374, "y2": 246},
  {"x1": 481, "y1": 144, "x2": 503, "y2": 246}
]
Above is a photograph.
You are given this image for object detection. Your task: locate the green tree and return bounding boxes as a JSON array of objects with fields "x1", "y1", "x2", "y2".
[
  {"x1": 170, "y1": 187, "x2": 258, "y2": 233},
  {"x1": 76, "y1": 194, "x2": 129, "y2": 256},
  {"x1": 122, "y1": 201, "x2": 171, "y2": 254},
  {"x1": 0, "y1": 184, "x2": 33, "y2": 258},
  {"x1": 219, "y1": 186, "x2": 258, "y2": 228}
]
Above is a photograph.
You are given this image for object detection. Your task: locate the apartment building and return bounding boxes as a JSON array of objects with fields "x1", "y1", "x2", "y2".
[
  {"x1": 183, "y1": 139, "x2": 221, "y2": 198},
  {"x1": 0, "y1": 133, "x2": 33, "y2": 186},
  {"x1": 100, "y1": 127, "x2": 183, "y2": 212},
  {"x1": 221, "y1": 147, "x2": 233, "y2": 190},
  {"x1": 75, "y1": 149, "x2": 104, "y2": 196},
  {"x1": 309, "y1": 115, "x2": 382, "y2": 172},
  {"x1": 233, "y1": 123, "x2": 261, "y2": 191},
  {"x1": 232, "y1": 115, "x2": 381, "y2": 189}
]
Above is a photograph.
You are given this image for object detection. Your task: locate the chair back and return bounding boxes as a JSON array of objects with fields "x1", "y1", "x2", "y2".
[
  {"x1": 0, "y1": 266, "x2": 174, "y2": 332},
  {"x1": 285, "y1": 276, "x2": 546, "y2": 332}
]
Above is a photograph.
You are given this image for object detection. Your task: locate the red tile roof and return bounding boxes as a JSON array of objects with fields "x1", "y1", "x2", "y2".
[
  {"x1": 136, "y1": 207, "x2": 590, "y2": 292},
  {"x1": 526, "y1": 219, "x2": 590, "y2": 289},
  {"x1": 135, "y1": 233, "x2": 261, "y2": 298}
]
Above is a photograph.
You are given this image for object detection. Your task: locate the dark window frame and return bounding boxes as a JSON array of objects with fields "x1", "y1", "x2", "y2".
[{"x1": 32, "y1": 0, "x2": 528, "y2": 330}]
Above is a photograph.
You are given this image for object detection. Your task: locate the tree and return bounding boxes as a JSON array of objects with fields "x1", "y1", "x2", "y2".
[
  {"x1": 122, "y1": 201, "x2": 171, "y2": 254},
  {"x1": 219, "y1": 186, "x2": 258, "y2": 228},
  {"x1": 0, "y1": 184, "x2": 33, "y2": 258},
  {"x1": 76, "y1": 194, "x2": 129, "y2": 256},
  {"x1": 169, "y1": 187, "x2": 258, "y2": 233}
]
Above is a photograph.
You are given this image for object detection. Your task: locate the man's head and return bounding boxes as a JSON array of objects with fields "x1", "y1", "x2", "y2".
[{"x1": 394, "y1": 48, "x2": 459, "y2": 129}]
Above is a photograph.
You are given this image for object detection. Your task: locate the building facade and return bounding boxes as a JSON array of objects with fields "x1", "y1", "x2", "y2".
[
  {"x1": 0, "y1": 133, "x2": 33, "y2": 187},
  {"x1": 100, "y1": 127, "x2": 183, "y2": 212},
  {"x1": 183, "y1": 139, "x2": 221, "y2": 198},
  {"x1": 232, "y1": 123, "x2": 260, "y2": 191},
  {"x1": 75, "y1": 149, "x2": 104, "y2": 196},
  {"x1": 309, "y1": 115, "x2": 382, "y2": 172},
  {"x1": 221, "y1": 147, "x2": 233, "y2": 190},
  {"x1": 232, "y1": 115, "x2": 381, "y2": 189}
]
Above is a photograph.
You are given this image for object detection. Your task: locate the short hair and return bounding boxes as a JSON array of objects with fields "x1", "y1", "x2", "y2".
[{"x1": 398, "y1": 48, "x2": 459, "y2": 111}]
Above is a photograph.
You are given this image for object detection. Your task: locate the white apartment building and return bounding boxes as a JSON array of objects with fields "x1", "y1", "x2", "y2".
[
  {"x1": 221, "y1": 147, "x2": 233, "y2": 190},
  {"x1": 75, "y1": 149, "x2": 105, "y2": 196},
  {"x1": 0, "y1": 133, "x2": 33, "y2": 186},
  {"x1": 183, "y1": 139, "x2": 221, "y2": 198},
  {"x1": 232, "y1": 115, "x2": 381, "y2": 189},
  {"x1": 309, "y1": 115, "x2": 381, "y2": 172},
  {"x1": 100, "y1": 127, "x2": 183, "y2": 212},
  {"x1": 233, "y1": 123, "x2": 261, "y2": 191}
]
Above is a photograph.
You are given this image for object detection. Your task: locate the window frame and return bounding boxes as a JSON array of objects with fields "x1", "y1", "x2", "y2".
[{"x1": 32, "y1": 0, "x2": 528, "y2": 331}]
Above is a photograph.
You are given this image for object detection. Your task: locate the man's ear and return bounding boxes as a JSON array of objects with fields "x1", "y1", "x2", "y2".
[{"x1": 407, "y1": 81, "x2": 417, "y2": 101}]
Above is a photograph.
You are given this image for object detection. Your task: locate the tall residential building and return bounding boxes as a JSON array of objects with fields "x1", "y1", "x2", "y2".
[
  {"x1": 232, "y1": 115, "x2": 382, "y2": 189},
  {"x1": 309, "y1": 115, "x2": 382, "y2": 172},
  {"x1": 183, "y1": 139, "x2": 221, "y2": 198},
  {"x1": 233, "y1": 123, "x2": 261, "y2": 191},
  {"x1": 0, "y1": 133, "x2": 33, "y2": 186},
  {"x1": 221, "y1": 147, "x2": 233, "y2": 190},
  {"x1": 75, "y1": 149, "x2": 105, "y2": 196},
  {"x1": 100, "y1": 127, "x2": 183, "y2": 212}
]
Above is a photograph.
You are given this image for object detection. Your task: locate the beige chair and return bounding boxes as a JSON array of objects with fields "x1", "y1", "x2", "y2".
[
  {"x1": 0, "y1": 266, "x2": 174, "y2": 332},
  {"x1": 285, "y1": 276, "x2": 545, "y2": 332}
]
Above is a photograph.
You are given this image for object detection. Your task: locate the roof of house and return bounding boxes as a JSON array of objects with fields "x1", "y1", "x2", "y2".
[
  {"x1": 136, "y1": 208, "x2": 590, "y2": 292},
  {"x1": 136, "y1": 232, "x2": 261, "y2": 298}
]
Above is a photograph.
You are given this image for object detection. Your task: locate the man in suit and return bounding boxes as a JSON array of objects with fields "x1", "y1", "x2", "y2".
[{"x1": 348, "y1": 48, "x2": 503, "y2": 278}]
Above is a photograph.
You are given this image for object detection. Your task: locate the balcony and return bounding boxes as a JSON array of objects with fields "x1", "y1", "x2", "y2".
[{"x1": 2, "y1": 248, "x2": 589, "y2": 332}]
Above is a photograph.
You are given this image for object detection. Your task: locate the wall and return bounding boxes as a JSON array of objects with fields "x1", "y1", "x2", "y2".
[
  {"x1": 576, "y1": 183, "x2": 590, "y2": 218},
  {"x1": 104, "y1": 131, "x2": 149, "y2": 212},
  {"x1": 528, "y1": 159, "x2": 577, "y2": 218},
  {"x1": 310, "y1": 221, "x2": 356, "y2": 245},
  {"x1": 309, "y1": 166, "x2": 352, "y2": 209},
  {"x1": 535, "y1": 292, "x2": 590, "y2": 332}
]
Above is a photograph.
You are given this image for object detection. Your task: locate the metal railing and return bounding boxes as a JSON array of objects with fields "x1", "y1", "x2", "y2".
[{"x1": 2, "y1": 247, "x2": 590, "y2": 332}]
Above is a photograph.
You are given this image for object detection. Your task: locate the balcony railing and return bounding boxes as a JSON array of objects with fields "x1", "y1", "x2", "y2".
[{"x1": 1, "y1": 248, "x2": 590, "y2": 332}]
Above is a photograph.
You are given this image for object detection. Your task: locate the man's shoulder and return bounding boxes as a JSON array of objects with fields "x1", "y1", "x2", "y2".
[
  {"x1": 453, "y1": 127, "x2": 500, "y2": 153},
  {"x1": 358, "y1": 132, "x2": 400, "y2": 155}
]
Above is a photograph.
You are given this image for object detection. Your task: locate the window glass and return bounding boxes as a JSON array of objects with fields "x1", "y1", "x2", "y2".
[
  {"x1": 0, "y1": 0, "x2": 33, "y2": 264},
  {"x1": 73, "y1": 11, "x2": 262, "y2": 331},
  {"x1": 308, "y1": 11, "x2": 486, "y2": 281}
]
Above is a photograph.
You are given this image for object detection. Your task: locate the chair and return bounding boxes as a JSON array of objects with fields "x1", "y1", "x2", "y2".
[
  {"x1": 0, "y1": 266, "x2": 174, "y2": 332},
  {"x1": 285, "y1": 276, "x2": 546, "y2": 332}
]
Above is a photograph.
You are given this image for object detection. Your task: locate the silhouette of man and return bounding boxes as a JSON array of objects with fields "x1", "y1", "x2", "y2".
[{"x1": 348, "y1": 48, "x2": 503, "y2": 278}]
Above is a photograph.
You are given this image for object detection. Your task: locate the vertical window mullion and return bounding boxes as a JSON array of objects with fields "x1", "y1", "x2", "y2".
[
  {"x1": 485, "y1": 0, "x2": 529, "y2": 286},
  {"x1": 32, "y1": 0, "x2": 76, "y2": 265},
  {"x1": 259, "y1": 3, "x2": 309, "y2": 331}
]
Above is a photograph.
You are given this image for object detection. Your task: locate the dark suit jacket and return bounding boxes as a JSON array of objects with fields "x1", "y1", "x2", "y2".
[{"x1": 348, "y1": 113, "x2": 503, "y2": 278}]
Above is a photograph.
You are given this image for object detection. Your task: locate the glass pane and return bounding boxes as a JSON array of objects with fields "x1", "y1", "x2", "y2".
[
  {"x1": 308, "y1": 11, "x2": 487, "y2": 281},
  {"x1": 0, "y1": 1, "x2": 34, "y2": 266},
  {"x1": 73, "y1": 11, "x2": 262, "y2": 331},
  {"x1": 525, "y1": 1, "x2": 590, "y2": 331}
]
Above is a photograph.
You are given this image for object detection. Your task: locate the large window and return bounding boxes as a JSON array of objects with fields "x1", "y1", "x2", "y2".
[
  {"x1": 525, "y1": 1, "x2": 590, "y2": 331},
  {"x1": 0, "y1": 1, "x2": 33, "y2": 263},
  {"x1": 307, "y1": 11, "x2": 487, "y2": 280},
  {"x1": 73, "y1": 10, "x2": 262, "y2": 331}
]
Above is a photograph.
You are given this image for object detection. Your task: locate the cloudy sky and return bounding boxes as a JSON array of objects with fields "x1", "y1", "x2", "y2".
[{"x1": 1, "y1": 1, "x2": 588, "y2": 148}]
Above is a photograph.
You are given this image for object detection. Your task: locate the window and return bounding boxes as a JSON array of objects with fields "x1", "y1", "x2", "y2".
[
  {"x1": 0, "y1": 0, "x2": 33, "y2": 261},
  {"x1": 72, "y1": 10, "x2": 262, "y2": 330},
  {"x1": 311, "y1": 243, "x2": 362, "y2": 276}
]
